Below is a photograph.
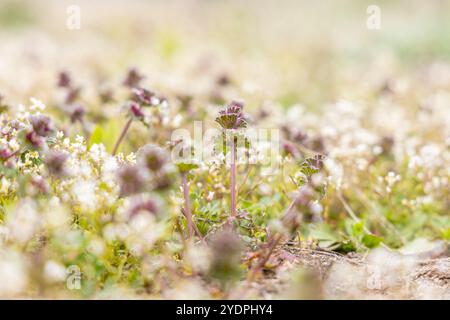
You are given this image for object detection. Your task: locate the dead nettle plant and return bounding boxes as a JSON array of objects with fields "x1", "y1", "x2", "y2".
[
  {"x1": 248, "y1": 155, "x2": 326, "y2": 280},
  {"x1": 116, "y1": 144, "x2": 174, "y2": 224},
  {"x1": 215, "y1": 101, "x2": 248, "y2": 226},
  {"x1": 56, "y1": 71, "x2": 90, "y2": 137},
  {"x1": 170, "y1": 140, "x2": 204, "y2": 241},
  {"x1": 112, "y1": 87, "x2": 165, "y2": 155},
  {"x1": 57, "y1": 71, "x2": 82, "y2": 105},
  {"x1": 122, "y1": 67, "x2": 145, "y2": 89}
]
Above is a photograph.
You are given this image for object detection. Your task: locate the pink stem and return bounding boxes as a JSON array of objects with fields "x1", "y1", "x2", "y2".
[
  {"x1": 112, "y1": 118, "x2": 132, "y2": 156},
  {"x1": 182, "y1": 172, "x2": 194, "y2": 237},
  {"x1": 230, "y1": 140, "x2": 237, "y2": 217},
  {"x1": 248, "y1": 233, "x2": 282, "y2": 281}
]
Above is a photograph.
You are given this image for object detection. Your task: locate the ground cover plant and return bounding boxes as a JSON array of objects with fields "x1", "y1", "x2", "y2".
[{"x1": 0, "y1": 0, "x2": 448, "y2": 299}]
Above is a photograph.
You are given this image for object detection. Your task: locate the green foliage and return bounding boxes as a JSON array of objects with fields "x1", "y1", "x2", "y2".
[
  {"x1": 0, "y1": 1, "x2": 34, "y2": 28},
  {"x1": 89, "y1": 121, "x2": 120, "y2": 152}
]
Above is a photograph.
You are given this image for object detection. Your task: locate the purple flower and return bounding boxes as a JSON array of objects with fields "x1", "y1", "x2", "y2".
[
  {"x1": 127, "y1": 196, "x2": 158, "y2": 219},
  {"x1": 99, "y1": 87, "x2": 114, "y2": 104},
  {"x1": 293, "y1": 185, "x2": 315, "y2": 206},
  {"x1": 26, "y1": 115, "x2": 54, "y2": 148},
  {"x1": 45, "y1": 150, "x2": 69, "y2": 176},
  {"x1": 0, "y1": 145, "x2": 13, "y2": 160},
  {"x1": 29, "y1": 114, "x2": 53, "y2": 137},
  {"x1": 25, "y1": 131, "x2": 45, "y2": 148},
  {"x1": 282, "y1": 141, "x2": 299, "y2": 158},
  {"x1": 138, "y1": 145, "x2": 169, "y2": 172},
  {"x1": 30, "y1": 175, "x2": 50, "y2": 194},
  {"x1": 216, "y1": 73, "x2": 231, "y2": 86},
  {"x1": 215, "y1": 101, "x2": 247, "y2": 129},
  {"x1": 68, "y1": 104, "x2": 85, "y2": 123},
  {"x1": 123, "y1": 68, "x2": 145, "y2": 88},
  {"x1": 128, "y1": 101, "x2": 145, "y2": 119},
  {"x1": 57, "y1": 71, "x2": 71, "y2": 88},
  {"x1": 132, "y1": 87, "x2": 155, "y2": 106},
  {"x1": 117, "y1": 164, "x2": 146, "y2": 197},
  {"x1": 153, "y1": 171, "x2": 175, "y2": 191}
]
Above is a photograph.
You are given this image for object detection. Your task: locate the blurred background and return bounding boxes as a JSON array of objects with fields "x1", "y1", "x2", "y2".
[{"x1": 1, "y1": 0, "x2": 450, "y2": 109}]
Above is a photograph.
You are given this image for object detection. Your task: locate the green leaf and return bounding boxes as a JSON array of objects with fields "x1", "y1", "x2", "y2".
[
  {"x1": 88, "y1": 125, "x2": 105, "y2": 147},
  {"x1": 176, "y1": 163, "x2": 199, "y2": 173},
  {"x1": 362, "y1": 234, "x2": 383, "y2": 248},
  {"x1": 441, "y1": 228, "x2": 450, "y2": 240},
  {"x1": 351, "y1": 221, "x2": 364, "y2": 238},
  {"x1": 88, "y1": 120, "x2": 120, "y2": 152},
  {"x1": 309, "y1": 224, "x2": 339, "y2": 249}
]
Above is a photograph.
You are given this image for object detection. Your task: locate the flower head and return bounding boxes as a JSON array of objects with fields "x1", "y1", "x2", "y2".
[
  {"x1": 138, "y1": 144, "x2": 169, "y2": 172},
  {"x1": 57, "y1": 71, "x2": 71, "y2": 88},
  {"x1": 44, "y1": 150, "x2": 69, "y2": 177},
  {"x1": 127, "y1": 195, "x2": 159, "y2": 219},
  {"x1": 123, "y1": 68, "x2": 145, "y2": 88},
  {"x1": 128, "y1": 101, "x2": 145, "y2": 119},
  {"x1": 117, "y1": 164, "x2": 146, "y2": 197},
  {"x1": 0, "y1": 144, "x2": 13, "y2": 160},
  {"x1": 25, "y1": 131, "x2": 45, "y2": 148},
  {"x1": 67, "y1": 104, "x2": 85, "y2": 123},
  {"x1": 29, "y1": 114, "x2": 53, "y2": 137},
  {"x1": 215, "y1": 101, "x2": 247, "y2": 129},
  {"x1": 132, "y1": 87, "x2": 156, "y2": 106}
]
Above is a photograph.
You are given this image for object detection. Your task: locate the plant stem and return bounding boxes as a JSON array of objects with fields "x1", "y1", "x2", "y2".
[
  {"x1": 230, "y1": 139, "x2": 237, "y2": 217},
  {"x1": 4, "y1": 150, "x2": 19, "y2": 160},
  {"x1": 281, "y1": 197, "x2": 297, "y2": 224},
  {"x1": 181, "y1": 172, "x2": 194, "y2": 238},
  {"x1": 248, "y1": 233, "x2": 282, "y2": 281},
  {"x1": 112, "y1": 118, "x2": 132, "y2": 156},
  {"x1": 248, "y1": 198, "x2": 297, "y2": 281}
]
